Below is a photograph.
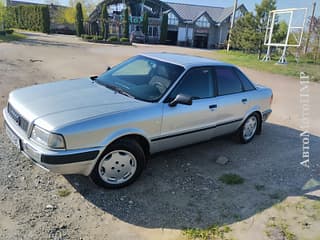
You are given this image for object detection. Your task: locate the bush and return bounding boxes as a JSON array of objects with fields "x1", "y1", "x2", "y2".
[
  {"x1": 120, "y1": 37, "x2": 129, "y2": 42},
  {"x1": 107, "y1": 36, "x2": 118, "y2": 43},
  {"x1": 0, "y1": 31, "x2": 5, "y2": 36},
  {"x1": 6, "y1": 5, "x2": 50, "y2": 33},
  {"x1": 93, "y1": 35, "x2": 103, "y2": 41},
  {"x1": 5, "y1": 29, "x2": 14, "y2": 34},
  {"x1": 81, "y1": 34, "x2": 93, "y2": 40}
]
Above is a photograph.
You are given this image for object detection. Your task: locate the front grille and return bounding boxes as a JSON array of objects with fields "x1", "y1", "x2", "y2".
[{"x1": 7, "y1": 103, "x2": 29, "y2": 132}]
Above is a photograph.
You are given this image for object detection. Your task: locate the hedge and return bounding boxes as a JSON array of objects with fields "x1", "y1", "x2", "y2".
[{"x1": 6, "y1": 5, "x2": 50, "y2": 33}]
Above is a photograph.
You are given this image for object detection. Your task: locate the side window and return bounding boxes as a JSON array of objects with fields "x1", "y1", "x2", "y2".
[
  {"x1": 215, "y1": 67, "x2": 243, "y2": 95},
  {"x1": 235, "y1": 68, "x2": 256, "y2": 91},
  {"x1": 170, "y1": 68, "x2": 214, "y2": 99}
]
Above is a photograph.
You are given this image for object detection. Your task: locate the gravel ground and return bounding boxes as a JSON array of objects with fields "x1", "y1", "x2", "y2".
[{"x1": 0, "y1": 32, "x2": 319, "y2": 240}]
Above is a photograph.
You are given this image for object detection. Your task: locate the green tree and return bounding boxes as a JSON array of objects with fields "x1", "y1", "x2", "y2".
[
  {"x1": 41, "y1": 6, "x2": 50, "y2": 33},
  {"x1": 75, "y1": 2, "x2": 84, "y2": 36},
  {"x1": 123, "y1": 7, "x2": 129, "y2": 38},
  {"x1": 142, "y1": 11, "x2": 148, "y2": 35},
  {"x1": 100, "y1": 3, "x2": 108, "y2": 39},
  {"x1": 160, "y1": 13, "x2": 168, "y2": 43},
  {"x1": 231, "y1": 12, "x2": 259, "y2": 53},
  {"x1": 273, "y1": 20, "x2": 287, "y2": 43},
  {"x1": 255, "y1": 0, "x2": 277, "y2": 58},
  {"x1": 0, "y1": 1, "x2": 6, "y2": 31}
]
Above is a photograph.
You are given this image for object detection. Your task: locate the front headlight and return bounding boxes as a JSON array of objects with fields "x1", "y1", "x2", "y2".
[{"x1": 31, "y1": 125, "x2": 65, "y2": 149}]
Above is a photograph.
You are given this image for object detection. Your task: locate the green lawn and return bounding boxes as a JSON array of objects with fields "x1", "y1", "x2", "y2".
[
  {"x1": 202, "y1": 50, "x2": 320, "y2": 82},
  {"x1": 0, "y1": 32, "x2": 26, "y2": 43}
]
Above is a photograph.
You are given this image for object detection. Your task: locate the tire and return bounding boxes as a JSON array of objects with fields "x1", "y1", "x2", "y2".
[
  {"x1": 238, "y1": 113, "x2": 260, "y2": 144},
  {"x1": 90, "y1": 139, "x2": 146, "y2": 189}
]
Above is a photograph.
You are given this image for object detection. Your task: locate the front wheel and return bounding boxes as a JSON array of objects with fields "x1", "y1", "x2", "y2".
[
  {"x1": 238, "y1": 113, "x2": 260, "y2": 144},
  {"x1": 90, "y1": 139, "x2": 146, "y2": 189}
]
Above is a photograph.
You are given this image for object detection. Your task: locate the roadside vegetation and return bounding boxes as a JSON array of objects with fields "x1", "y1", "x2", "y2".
[
  {"x1": 223, "y1": 0, "x2": 320, "y2": 82},
  {"x1": 207, "y1": 50, "x2": 320, "y2": 82},
  {"x1": 183, "y1": 225, "x2": 232, "y2": 240},
  {"x1": 0, "y1": 29, "x2": 25, "y2": 42}
]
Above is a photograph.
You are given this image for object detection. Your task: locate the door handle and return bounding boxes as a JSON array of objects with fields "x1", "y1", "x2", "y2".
[
  {"x1": 209, "y1": 104, "x2": 217, "y2": 110},
  {"x1": 241, "y1": 98, "x2": 248, "y2": 104}
]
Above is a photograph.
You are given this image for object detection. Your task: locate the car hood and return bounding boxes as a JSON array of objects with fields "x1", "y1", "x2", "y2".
[{"x1": 9, "y1": 78, "x2": 148, "y2": 131}]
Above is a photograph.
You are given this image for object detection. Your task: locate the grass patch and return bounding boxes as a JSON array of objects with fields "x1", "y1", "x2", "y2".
[
  {"x1": 219, "y1": 173, "x2": 244, "y2": 185},
  {"x1": 183, "y1": 225, "x2": 232, "y2": 240},
  {"x1": 0, "y1": 32, "x2": 26, "y2": 42},
  {"x1": 57, "y1": 188, "x2": 71, "y2": 197},
  {"x1": 202, "y1": 50, "x2": 320, "y2": 82},
  {"x1": 266, "y1": 217, "x2": 297, "y2": 240}
]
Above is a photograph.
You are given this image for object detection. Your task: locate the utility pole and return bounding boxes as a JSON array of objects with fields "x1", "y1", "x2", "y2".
[
  {"x1": 226, "y1": 0, "x2": 238, "y2": 52},
  {"x1": 304, "y1": 1, "x2": 316, "y2": 54}
]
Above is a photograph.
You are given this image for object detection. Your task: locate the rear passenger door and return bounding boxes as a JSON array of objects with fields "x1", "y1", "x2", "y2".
[{"x1": 212, "y1": 66, "x2": 256, "y2": 133}]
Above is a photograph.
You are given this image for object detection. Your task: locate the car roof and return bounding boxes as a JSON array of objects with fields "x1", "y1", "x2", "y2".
[{"x1": 140, "y1": 52, "x2": 234, "y2": 69}]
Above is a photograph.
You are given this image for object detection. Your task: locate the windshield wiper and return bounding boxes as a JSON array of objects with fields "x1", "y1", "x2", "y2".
[{"x1": 104, "y1": 83, "x2": 135, "y2": 99}]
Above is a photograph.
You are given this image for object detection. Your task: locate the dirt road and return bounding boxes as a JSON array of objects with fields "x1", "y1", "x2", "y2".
[{"x1": 0, "y1": 32, "x2": 319, "y2": 240}]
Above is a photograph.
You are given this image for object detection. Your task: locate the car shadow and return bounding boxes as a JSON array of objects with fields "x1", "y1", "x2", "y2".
[{"x1": 65, "y1": 123, "x2": 320, "y2": 229}]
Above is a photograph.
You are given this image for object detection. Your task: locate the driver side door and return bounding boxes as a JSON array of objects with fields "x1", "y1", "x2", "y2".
[{"x1": 151, "y1": 67, "x2": 219, "y2": 152}]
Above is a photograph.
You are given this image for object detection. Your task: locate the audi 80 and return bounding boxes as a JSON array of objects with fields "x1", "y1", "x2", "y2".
[{"x1": 3, "y1": 53, "x2": 273, "y2": 188}]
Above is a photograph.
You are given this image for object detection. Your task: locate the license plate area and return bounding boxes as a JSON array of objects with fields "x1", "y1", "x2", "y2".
[{"x1": 5, "y1": 125, "x2": 21, "y2": 150}]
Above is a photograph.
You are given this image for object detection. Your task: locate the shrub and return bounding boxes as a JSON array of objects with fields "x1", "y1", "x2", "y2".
[
  {"x1": 120, "y1": 37, "x2": 129, "y2": 42},
  {"x1": 107, "y1": 36, "x2": 118, "y2": 43},
  {"x1": 93, "y1": 35, "x2": 103, "y2": 41},
  {"x1": 0, "y1": 31, "x2": 5, "y2": 36},
  {"x1": 5, "y1": 29, "x2": 14, "y2": 34},
  {"x1": 6, "y1": 6, "x2": 50, "y2": 33},
  {"x1": 81, "y1": 34, "x2": 93, "y2": 40}
]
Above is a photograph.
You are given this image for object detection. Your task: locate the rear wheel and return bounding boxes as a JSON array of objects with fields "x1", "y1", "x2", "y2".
[
  {"x1": 238, "y1": 113, "x2": 260, "y2": 144},
  {"x1": 90, "y1": 139, "x2": 146, "y2": 188}
]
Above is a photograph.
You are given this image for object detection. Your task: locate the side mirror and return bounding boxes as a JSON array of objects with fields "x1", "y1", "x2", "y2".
[
  {"x1": 106, "y1": 66, "x2": 111, "y2": 71},
  {"x1": 169, "y1": 94, "x2": 193, "y2": 107}
]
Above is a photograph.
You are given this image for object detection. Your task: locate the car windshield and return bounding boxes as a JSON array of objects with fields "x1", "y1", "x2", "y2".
[{"x1": 96, "y1": 56, "x2": 185, "y2": 102}]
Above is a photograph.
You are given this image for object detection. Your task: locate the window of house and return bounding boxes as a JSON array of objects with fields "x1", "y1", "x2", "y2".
[
  {"x1": 148, "y1": 26, "x2": 159, "y2": 36},
  {"x1": 195, "y1": 15, "x2": 210, "y2": 28},
  {"x1": 168, "y1": 12, "x2": 179, "y2": 25}
]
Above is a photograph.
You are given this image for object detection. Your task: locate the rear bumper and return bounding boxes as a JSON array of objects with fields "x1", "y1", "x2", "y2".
[
  {"x1": 262, "y1": 109, "x2": 272, "y2": 121},
  {"x1": 3, "y1": 108, "x2": 102, "y2": 176}
]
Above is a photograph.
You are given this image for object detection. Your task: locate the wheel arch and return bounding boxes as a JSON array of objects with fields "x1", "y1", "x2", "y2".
[
  {"x1": 242, "y1": 109, "x2": 263, "y2": 134},
  {"x1": 100, "y1": 129, "x2": 151, "y2": 160}
]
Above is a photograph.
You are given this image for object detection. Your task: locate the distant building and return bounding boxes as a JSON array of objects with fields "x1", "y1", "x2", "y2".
[{"x1": 89, "y1": 0, "x2": 247, "y2": 48}]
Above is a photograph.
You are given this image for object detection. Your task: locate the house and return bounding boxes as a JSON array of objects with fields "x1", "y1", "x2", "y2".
[
  {"x1": 164, "y1": 2, "x2": 247, "y2": 48},
  {"x1": 89, "y1": 0, "x2": 247, "y2": 49}
]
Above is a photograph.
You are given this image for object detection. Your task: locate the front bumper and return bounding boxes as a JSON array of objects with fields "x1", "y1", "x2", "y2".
[{"x1": 3, "y1": 108, "x2": 102, "y2": 176}]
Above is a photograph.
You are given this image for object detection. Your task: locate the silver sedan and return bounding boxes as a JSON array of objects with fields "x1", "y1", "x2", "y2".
[{"x1": 3, "y1": 53, "x2": 273, "y2": 188}]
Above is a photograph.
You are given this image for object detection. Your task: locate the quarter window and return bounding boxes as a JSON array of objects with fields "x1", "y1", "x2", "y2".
[
  {"x1": 215, "y1": 67, "x2": 243, "y2": 95},
  {"x1": 170, "y1": 68, "x2": 214, "y2": 99},
  {"x1": 235, "y1": 68, "x2": 255, "y2": 91}
]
